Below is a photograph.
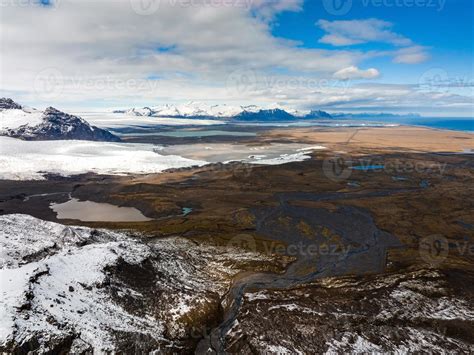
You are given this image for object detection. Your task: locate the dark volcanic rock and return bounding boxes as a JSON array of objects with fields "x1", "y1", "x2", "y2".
[
  {"x1": 6, "y1": 107, "x2": 120, "y2": 142},
  {"x1": 0, "y1": 98, "x2": 22, "y2": 110}
]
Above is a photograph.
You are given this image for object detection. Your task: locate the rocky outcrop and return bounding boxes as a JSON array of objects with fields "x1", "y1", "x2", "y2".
[
  {"x1": 223, "y1": 268, "x2": 474, "y2": 353},
  {"x1": 0, "y1": 214, "x2": 284, "y2": 354},
  {"x1": 0, "y1": 98, "x2": 22, "y2": 110},
  {"x1": 5, "y1": 107, "x2": 120, "y2": 142}
]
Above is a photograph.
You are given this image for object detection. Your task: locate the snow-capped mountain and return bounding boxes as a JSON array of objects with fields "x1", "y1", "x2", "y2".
[
  {"x1": 0, "y1": 214, "x2": 279, "y2": 353},
  {"x1": 113, "y1": 102, "x2": 332, "y2": 121},
  {"x1": 114, "y1": 102, "x2": 245, "y2": 118},
  {"x1": 0, "y1": 99, "x2": 120, "y2": 142}
]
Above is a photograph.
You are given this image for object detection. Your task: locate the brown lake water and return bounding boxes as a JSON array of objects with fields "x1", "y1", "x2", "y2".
[{"x1": 50, "y1": 198, "x2": 152, "y2": 222}]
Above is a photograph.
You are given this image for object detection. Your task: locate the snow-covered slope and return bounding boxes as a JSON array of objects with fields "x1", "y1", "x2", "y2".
[
  {"x1": 0, "y1": 136, "x2": 326, "y2": 180},
  {"x1": 0, "y1": 99, "x2": 43, "y2": 131},
  {"x1": 0, "y1": 136, "x2": 208, "y2": 180},
  {"x1": 0, "y1": 214, "x2": 282, "y2": 353}
]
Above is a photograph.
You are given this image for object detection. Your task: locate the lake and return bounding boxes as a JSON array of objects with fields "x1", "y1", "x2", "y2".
[{"x1": 50, "y1": 198, "x2": 152, "y2": 222}]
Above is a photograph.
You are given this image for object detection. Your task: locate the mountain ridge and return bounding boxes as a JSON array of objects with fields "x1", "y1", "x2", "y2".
[
  {"x1": 0, "y1": 98, "x2": 120, "y2": 142},
  {"x1": 113, "y1": 102, "x2": 334, "y2": 121}
]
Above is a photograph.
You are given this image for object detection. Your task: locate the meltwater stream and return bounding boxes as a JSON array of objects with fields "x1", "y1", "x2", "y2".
[{"x1": 195, "y1": 189, "x2": 409, "y2": 354}]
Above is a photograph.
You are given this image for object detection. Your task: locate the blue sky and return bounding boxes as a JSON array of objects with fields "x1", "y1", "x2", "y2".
[
  {"x1": 272, "y1": 0, "x2": 473, "y2": 81},
  {"x1": 0, "y1": 0, "x2": 472, "y2": 116}
]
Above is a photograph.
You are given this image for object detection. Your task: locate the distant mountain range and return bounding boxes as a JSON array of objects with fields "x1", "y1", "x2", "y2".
[
  {"x1": 331, "y1": 112, "x2": 422, "y2": 119},
  {"x1": 113, "y1": 102, "x2": 334, "y2": 121},
  {"x1": 0, "y1": 98, "x2": 120, "y2": 142}
]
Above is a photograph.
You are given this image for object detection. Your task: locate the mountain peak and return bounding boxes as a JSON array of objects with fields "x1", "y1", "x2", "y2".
[
  {"x1": 43, "y1": 106, "x2": 63, "y2": 115},
  {"x1": 0, "y1": 98, "x2": 22, "y2": 110},
  {"x1": 2, "y1": 99, "x2": 120, "y2": 142}
]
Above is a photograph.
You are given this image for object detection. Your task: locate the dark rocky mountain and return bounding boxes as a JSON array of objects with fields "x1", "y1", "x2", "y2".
[
  {"x1": 233, "y1": 108, "x2": 298, "y2": 121},
  {"x1": 0, "y1": 97, "x2": 22, "y2": 110},
  {"x1": 305, "y1": 110, "x2": 333, "y2": 119},
  {"x1": 5, "y1": 106, "x2": 120, "y2": 142},
  {"x1": 232, "y1": 108, "x2": 333, "y2": 121}
]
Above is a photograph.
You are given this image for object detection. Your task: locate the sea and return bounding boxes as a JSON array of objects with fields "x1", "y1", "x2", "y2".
[
  {"x1": 376, "y1": 117, "x2": 473, "y2": 133},
  {"x1": 236, "y1": 117, "x2": 473, "y2": 133}
]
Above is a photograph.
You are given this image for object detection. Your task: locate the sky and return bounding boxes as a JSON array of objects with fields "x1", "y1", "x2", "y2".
[{"x1": 0, "y1": 0, "x2": 472, "y2": 116}]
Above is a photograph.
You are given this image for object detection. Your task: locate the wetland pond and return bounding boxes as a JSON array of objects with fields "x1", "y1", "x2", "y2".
[{"x1": 50, "y1": 198, "x2": 153, "y2": 222}]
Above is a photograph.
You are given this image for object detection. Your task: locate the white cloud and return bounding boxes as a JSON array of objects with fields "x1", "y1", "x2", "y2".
[
  {"x1": 0, "y1": 0, "x2": 362, "y2": 106},
  {"x1": 393, "y1": 46, "x2": 430, "y2": 64},
  {"x1": 250, "y1": 0, "x2": 303, "y2": 20},
  {"x1": 317, "y1": 18, "x2": 431, "y2": 68},
  {"x1": 0, "y1": 1, "x2": 470, "y2": 115},
  {"x1": 318, "y1": 19, "x2": 412, "y2": 47},
  {"x1": 333, "y1": 66, "x2": 380, "y2": 80}
]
